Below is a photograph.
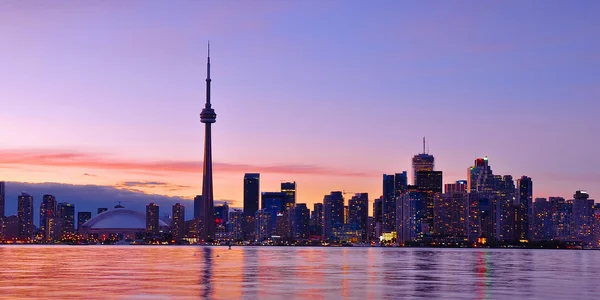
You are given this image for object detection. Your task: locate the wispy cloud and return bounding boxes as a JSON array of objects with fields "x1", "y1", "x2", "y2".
[
  {"x1": 0, "y1": 148, "x2": 373, "y2": 177},
  {"x1": 115, "y1": 181, "x2": 191, "y2": 191}
]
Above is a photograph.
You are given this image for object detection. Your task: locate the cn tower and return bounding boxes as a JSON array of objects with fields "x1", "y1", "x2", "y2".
[{"x1": 200, "y1": 42, "x2": 216, "y2": 240}]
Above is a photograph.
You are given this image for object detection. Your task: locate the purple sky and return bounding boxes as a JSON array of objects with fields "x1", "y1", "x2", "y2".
[{"x1": 0, "y1": 1, "x2": 598, "y2": 213}]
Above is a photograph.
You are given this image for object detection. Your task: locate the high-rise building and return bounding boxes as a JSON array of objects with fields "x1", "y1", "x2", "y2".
[
  {"x1": 97, "y1": 208, "x2": 108, "y2": 215},
  {"x1": 412, "y1": 138, "x2": 435, "y2": 184},
  {"x1": 244, "y1": 173, "x2": 260, "y2": 216},
  {"x1": 468, "y1": 157, "x2": 496, "y2": 193},
  {"x1": 572, "y1": 190, "x2": 594, "y2": 241},
  {"x1": 516, "y1": 176, "x2": 533, "y2": 242},
  {"x1": 323, "y1": 191, "x2": 344, "y2": 240},
  {"x1": 434, "y1": 192, "x2": 469, "y2": 239},
  {"x1": 281, "y1": 182, "x2": 296, "y2": 211},
  {"x1": 382, "y1": 174, "x2": 396, "y2": 232},
  {"x1": 394, "y1": 172, "x2": 408, "y2": 197},
  {"x1": 396, "y1": 191, "x2": 418, "y2": 243},
  {"x1": 172, "y1": 203, "x2": 185, "y2": 241},
  {"x1": 146, "y1": 203, "x2": 160, "y2": 235},
  {"x1": 255, "y1": 210, "x2": 272, "y2": 242},
  {"x1": 228, "y1": 209, "x2": 244, "y2": 240},
  {"x1": 261, "y1": 192, "x2": 286, "y2": 213},
  {"x1": 57, "y1": 202, "x2": 75, "y2": 235},
  {"x1": 214, "y1": 202, "x2": 229, "y2": 227},
  {"x1": 194, "y1": 195, "x2": 203, "y2": 220},
  {"x1": 532, "y1": 198, "x2": 553, "y2": 241},
  {"x1": 311, "y1": 203, "x2": 324, "y2": 237},
  {"x1": 348, "y1": 193, "x2": 368, "y2": 241},
  {"x1": 40, "y1": 194, "x2": 57, "y2": 241},
  {"x1": 0, "y1": 181, "x2": 5, "y2": 219},
  {"x1": 550, "y1": 197, "x2": 572, "y2": 240},
  {"x1": 373, "y1": 197, "x2": 383, "y2": 223},
  {"x1": 199, "y1": 44, "x2": 217, "y2": 241},
  {"x1": 17, "y1": 193, "x2": 34, "y2": 240},
  {"x1": 445, "y1": 180, "x2": 467, "y2": 193},
  {"x1": 292, "y1": 203, "x2": 310, "y2": 240},
  {"x1": 77, "y1": 212, "x2": 91, "y2": 232},
  {"x1": 416, "y1": 171, "x2": 443, "y2": 193}
]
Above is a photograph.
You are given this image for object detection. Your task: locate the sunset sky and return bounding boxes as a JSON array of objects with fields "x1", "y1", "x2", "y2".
[{"x1": 1, "y1": 1, "x2": 599, "y2": 217}]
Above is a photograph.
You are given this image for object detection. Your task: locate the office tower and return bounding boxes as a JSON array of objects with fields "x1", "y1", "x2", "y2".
[
  {"x1": 468, "y1": 157, "x2": 496, "y2": 193},
  {"x1": 40, "y1": 194, "x2": 57, "y2": 241},
  {"x1": 214, "y1": 202, "x2": 229, "y2": 227},
  {"x1": 146, "y1": 203, "x2": 159, "y2": 235},
  {"x1": 412, "y1": 137, "x2": 435, "y2": 184},
  {"x1": 373, "y1": 197, "x2": 382, "y2": 223},
  {"x1": 281, "y1": 181, "x2": 296, "y2": 211},
  {"x1": 572, "y1": 190, "x2": 594, "y2": 241},
  {"x1": 516, "y1": 176, "x2": 533, "y2": 241},
  {"x1": 292, "y1": 203, "x2": 310, "y2": 240},
  {"x1": 194, "y1": 195, "x2": 203, "y2": 220},
  {"x1": 348, "y1": 193, "x2": 368, "y2": 241},
  {"x1": 396, "y1": 192, "x2": 418, "y2": 243},
  {"x1": 312, "y1": 203, "x2": 323, "y2": 237},
  {"x1": 77, "y1": 212, "x2": 91, "y2": 232},
  {"x1": 550, "y1": 197, "x2": 572, "y2": 239},
  {"x1": 445, "y1": 180, "x2": 467, "y2": 193},
  {"x1": 434, "y1": 192, "x2": 469, "y2": 239},
  {"x1": 228, "y1": 209, "x2": 244, "y2": 240},
  {"x1": 416, "y1": 171, "x2": 443, "y2": 193},
  {"x1": 255, "y1": 210, "x2": 272, "y2": 241},
  {"x1": 17, "y1": 193, "x2": 34, "y2": 240},
  {"x1": 382, "y1": 174, "x2": 396, "y2": 232},
  {"x1": 57, "y1": 202, "x2": 75, "y2": 235},
  {"x1": 323, "y1": 191, "x2": 344, "y2": 240},
  {"x1": 261, "y1": 192, "x2": 286, "y2": 212},
  {"x1": 97, "y1": 208, "x2": 108, "y2": 215},
  {"x1": 172, "y1": 203, "x2": 185, "y2": 241},
  {"x1": 367, "y1": 216, "x2": 375, "y2": 242},
  {"x1": 199, "y1": 44, "x2": 217, "y2": 240},
  {"x1": 244, "y1": 173, "x2": 260, "y2": 216},
  {"x1": 395, "y1": 172, "x2": 408, "y2": 196},
  {"x1": 532, "y1": 198, "x2": 552, "y2": 241},
  {"x1": 0, "y1": 181, "x2": 5, "y2": 219}
]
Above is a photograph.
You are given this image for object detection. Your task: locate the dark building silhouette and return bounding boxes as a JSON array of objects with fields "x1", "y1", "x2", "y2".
[
  {"x1": 292, "y1": 203, "x2": 310, "y2": 240},
  {"x1": 412, "y1": 137, "x2": 435, "y2": 184},
  {"x1": 373, "y1": 197, "x2": 382, "y2": 223},
  {"x1": 146, "y1": 203, "x2": 159, "y2": 235},
  {"x1": 281, "y1": 181, "x2": 296, "y2": 212},
  {"x1": 516, "y1": 176, "x2": 533, "y2": 241},
  {"x1": 261, "y1": 192, "x2": 286, "y2": 212},
  {"x1": 40, "y1": 194, "x2": 57, "y2": 241},
  {"x1": 214, "y1": 202, "x2": 229, "y2": 227},
  {"x1": 200, "y1": 44, "x2": 217, "y2": 240},
  {"x1": 323, "y1": 191, "x2": 344, "y2": 240},
  {"x1": 194, "y1": 195, "x2": 203, "y2": 220},
  {"x1": 0, "y1": 181, "x2": 5, "y2": 219},
  {"x1": 244, "y1": 173, "x2": 260, "y2": 216},
  {"x1": 532, "y1": 198, "x2": 552, "y2": 241},
  {"x1": 348, "y1": 193, "x2": 369, "y2": 241},
  {"x1": 172, "y1": 203, "x2": 185, "y2": 241},
  {"x1": 382, "y1": 174, "x2": 396, "y2": 232},
  {"x1": 77, "y1": 212, "x2": 92, "y2": 232},
  {"x1": 311, "y1": 203, "x2": 323, "y2": 237},
  {"x1": 416, "y1": 171, "x2": 443, "y2": 193},
  {"x1": 17, "y1": 193, "x2": 34, "y2": 240},
  {"x1": 572, "y1": 190, "x2": 594, "y2": 241},
  {"x1": 57, "y1": 202, "x2": 75, "y2": 235}
]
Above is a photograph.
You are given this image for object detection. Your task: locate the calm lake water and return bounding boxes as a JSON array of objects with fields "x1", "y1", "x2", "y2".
[{"x1": 0, "y1": 246, "x2": 598, "y2": 299}]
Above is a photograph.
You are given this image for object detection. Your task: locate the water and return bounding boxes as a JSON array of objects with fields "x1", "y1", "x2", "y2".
[{"x1": 0, "y1": 246, "x2": 598, "y2": 299}]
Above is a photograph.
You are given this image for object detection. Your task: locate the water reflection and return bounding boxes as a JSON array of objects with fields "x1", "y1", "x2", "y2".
[{"x1": 0, "y1": 246, "x2": 598, "y2": 299}]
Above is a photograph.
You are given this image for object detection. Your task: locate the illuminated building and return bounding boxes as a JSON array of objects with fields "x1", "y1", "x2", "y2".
[
  {"x1": 445, "y1": 180, "x2": 467, "y2": 193},
  {"x1": 77, "y1": 212, "x2": 92, "y2": 232},
  {"x1": 214, "y1": 202, "x2": 229, "y2": 227},
  {"x1": 467, "y1": 157, "x2": 496, "y2": 193},
  {"x1": 396, "y1": 192, "x2": 417, "y2": 243},
  {"x1": 292, "y1": 203, "x2": 310, "y2": 240},
  {"x1": 261, "y1": 192, "x2": 285, "y2": 212},
  {"x1": 382, "y1": 174, "x2": 396, "y2": 232},
  {"x1": 255, "y1": 210, "x2": 272, "y2": 242},
  {"x1": 146, "y1": 203, "x2": 160, "y2": 235},
  {"x1": 532, "y1": 198, "x2": 553, "y2": 241},
  {"x1": 0, "y1": 181, "x2": 5, "y2": 219},
  {"x1": 434, "y1": 192, "x2": 468, "y2": 239},
  {"x1": 274, "y1": 212, "x2": 291, "y2": 239},
  {"x1": 572, "y1": 190, "x2": 594, "y2": 241},
  {"x1": 593, "y1": 204, "x2": 600, "y2": 247},
  {"x1": 172, "y1": 203, "x2": 185, "y2": 241},
  {"x1": 40, "y1": 194, "x2": 57, "y2": 241},
  {"x1": 550, "y1": 197, "x2": 572, "y2": 240},
  {"x1": 323, "y1": 191, "x2": 344, "y2": 240},
  {"x1": 416, "y1": 171, "x2": 443, "y2": 193},
  {"x1": 373, "y1": 196, "x2": 383, "y2": 224},
  {"x1": 516, "y1": 176, "x2": 533, "y2": 241},
  {"x1": 97, "y1": 208, "x2": 108, "y2": 215},
  {"x1": 281, "y1": 181, "x2": 296, "y2": 211},
  {"x1": 311, "y1": 203, "x2": 323, "y2": 238},
  {"x1": 228, "y1": 209, "x2": 244, "y2": 240},
  {"x1": 348, "y1": 193, "x2": 368, "y2": 241},
  {"x1": 3, "y1": 215, "x2": 19, "y2": 240},
  {"x1": 17, "y1": 193, "x2": 34, "y2": 240},
  {"x1": 57, "y1": 202, "x2": 75, "y2": 235},
  {"x1": 243, "y1": 173, "x2": 260, "y2": 240},
  {"x1": 412, "y1": 137, "x2": 434, "y2": 184},
  {"x1": 367, "y1": 216, "x2": 375, "y2": 242},
  {"x1": 81, "y1": 207, "x2": 169, "y2": 241},
  {"x1": 332, "y1": 223, "x2": 362, "y2": 243}
]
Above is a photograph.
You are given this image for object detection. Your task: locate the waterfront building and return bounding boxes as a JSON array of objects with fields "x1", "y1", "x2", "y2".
[
  {"x1": 228, "y1": 209, "x2": 244, "y2": 240},
  {"x1": 396, "y1": 192, "x2": 418, "y2": 243},
  {"x1": 382, "y1": 174, "x2": 396, "y2": 232},
  {"x1": 516, "y1": 176, "x2": 533, "y2": 242},
  {"x1": 17, "y1": 193, "x2": 34, "y2": 240},
  {"x1": 214, "y1": 202, "x2": 229, "y2": 227},
  {"x1": 194, "y1": 195, "x2": 203, "y2": 220},
  {"x1": 172, "y1": 203, "x2": 185, "y2": 241},
  {"x1": 57, "y1": 202, "x2": 75, "y2": 235},
  {"x1": 77, "y1": 212, "x2": 92, "y2": 233},
  {"x1": 572, "y1": 190, "x2": 594, "y2": 242},
  {"x1": 348, "y1": 193, "x2": 368, "y2": 241},
  {"x1": 434, "y1": 192, "x2": 468, "y2": 239},
  {"x1": 323, "y1": 191, "x2": 344, "y2": 240},
  {"x1": 550, "y1": 197, "x2": 572, "y2": 240},
  {"x1": 311, "y1": 203, "x2": 323, "y2": 237},
  {"x1": 146, "y1": 203, "x2": 159, "y2": 235},
  {"x1": 292, "y1": 203, "x2": 310, "y2": 240},
  {"x1": 40, "y1": 194, "x2": 57, "y2": 241},
  {"x1": 281, "y1": 181, "x2": 296, "y2": 211},
  {"x1": 255, "y1": 210, "x2": 272, "y2": 242},
  {"x1": 81, "y1": 207, "x2": 169, "y2": 241},
  {"x1": 244, "y1": 173, "x2": 260, "y2": 216},
  {"x1": 532, "y1": 198, "x2": 553, "y2": 241}
]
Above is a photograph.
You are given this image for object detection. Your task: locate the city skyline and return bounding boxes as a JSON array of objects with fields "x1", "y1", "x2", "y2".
[{"x1": 1, "y1": 1, "x2": 599, "y2": 212}]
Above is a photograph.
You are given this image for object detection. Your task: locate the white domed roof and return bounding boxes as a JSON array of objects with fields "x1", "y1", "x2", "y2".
[{"x1": 82, "y1": 208, "x2": 168, "y2": 229}]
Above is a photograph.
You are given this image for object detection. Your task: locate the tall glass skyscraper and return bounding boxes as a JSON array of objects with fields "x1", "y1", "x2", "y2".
[{"x1": 17, "y1": 193, "x2": 34, "y2": 240}]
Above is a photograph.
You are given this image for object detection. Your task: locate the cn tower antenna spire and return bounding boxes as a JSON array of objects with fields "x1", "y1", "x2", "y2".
[{"x1": 423, "y1": 137, "x2": 426, "y2": 154}]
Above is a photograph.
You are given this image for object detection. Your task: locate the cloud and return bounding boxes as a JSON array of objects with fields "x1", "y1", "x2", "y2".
[
  {"x1": 83, "y1": 173, "x2": 97, "y2": 177},
  {"x1": 115, "y1": 181, "x2": 191, "y2": 191},
  {"x1": 2, "y1": 181, "x2": 235, "y2": 224},
  {"x1": 0, "y1": 148, "x2": 373, "y2": 177}
]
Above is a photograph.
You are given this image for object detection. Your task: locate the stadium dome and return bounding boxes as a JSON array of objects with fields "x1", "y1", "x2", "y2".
[{"x1": 82, "y1": 208, "x2": 168, "y2": 229}]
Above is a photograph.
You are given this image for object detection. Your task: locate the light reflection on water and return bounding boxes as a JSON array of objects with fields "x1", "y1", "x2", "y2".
[{"x1": 0, "y1": 246, "x2": 598, "y2": 299}]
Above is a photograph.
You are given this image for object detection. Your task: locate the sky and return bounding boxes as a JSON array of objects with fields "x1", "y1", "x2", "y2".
[{"x1": 1, "y1": 1, "x2": 599, "y2": 217}]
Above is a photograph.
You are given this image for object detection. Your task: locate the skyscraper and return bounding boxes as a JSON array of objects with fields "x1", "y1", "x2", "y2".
[
  {"x1": 17, "y1": 193, "x2": 34, "y2": 240},
  {"x1": 40, "y1": 195, "x2": 57, "y2": 241},
  {"x1": 0, "y1": 181, "x2": 5, "y2": 219},
  {"x1": 146, "y1": 203, "x2": 159, "y2": 235},
  {"x1": 77, "y1": 212, "x2": 91, "y2": 232},
  {"x1": 382, "y1": 174, "x2": 396, "y2": 232},
  {"x1": 172, "y1": 203, "x2": 185, "y2": 241},
  {"x1": 214, "y1": 202, "x2": 229, "y2": 227},
  {"x1": 194, "y1": 195, "x2": 203, "y2": 220},
  {"x1": 200, "y1": 43, "x2": 217, "y2": 240},
  {"x1": 57, "y1": 202, "x2": 75, "y2": 235},
  {"x1": 292, "y1": 203, "x2": 310, "y2": 240},
  {"x1": 281, "y1": 181, "x2": 296, "y2": 211},
  {"x1": 323, "y1": 191, "x2": 344, "y2": 240},
  {"x1": 532, "y1": 198, "x2": 552, "y2": 241},
  {"x1": 243, "y1": 173, "x2": 260, "y2": 217},
  {"x1": 412, "y1": 137, "x2": 435, "y2": 184},
  {"x1": 416, "y1": 171, "x2": 443, "y2": 193},
  {"x1": 572, "y1": 190, "x2": 594, "y2": 241},
  {"x1": 348, "y1": 193, "x2": 369, "y2": 241},
  {"x1": 516, "y1": 176, "x2": 533, "y2": 241},
  {"x1": 312, "y1": 203, "x2": 323, "y2": 237}
]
